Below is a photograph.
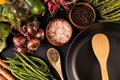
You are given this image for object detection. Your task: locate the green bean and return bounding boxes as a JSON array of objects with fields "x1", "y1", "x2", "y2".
[
  {"x1": 21, "y1": 54, "x2": 39, "y2": 69},
  {"x1": 18, "y1": 72, "x2": 37, "y2": 79},
  {"x1": 16, "y1": 54, "x2": 37, "y2": 72},
  {"x1": 14, "y1": 70, "x2": 29, "y2": 77},
  {"x1": 28, "y1": 56, "x2": 48, "y2": 67},
  {"x1": 34, "y1": 68, "x2": 49, "y2": 80},
  {"x1": 16, "y1": 54, "x2": 48, "y2": 80},
  {"x1": 11, "y1": 71, "x2": 23, "y2": 80},
  {"x1": 7, "y1": 59, "x2": 23, "y2": 66},
  {"x1": 4, "y1": 53, "x2": 55, "y2": 80},
  {"x1": 35, "y1": 68, "x2": 50, "y2": 76},
  {"x1": 11, "y1": 62, "x2": 43, "y2": 80},
  {"x1": 27, "y1": 55, "x2": 48, "y2": 69},
  {"x1": 10, "y1": 61, "x2": 22, "y2": 68},
  {"x1": 23, "y1": 64, "x2": 42, "y2": 79},
  {"x1": 10, "y1": 66, "x2": 26, "y2": 73},
  {"x1": 23, "y1": 55, "x2": 49, "y2": 73},
  {"x1": 11, "y1": 70, "x2": 28, "y2": 80},
  {"x1": 28, "y1": 56, "x2": 49, "y2": 70}
]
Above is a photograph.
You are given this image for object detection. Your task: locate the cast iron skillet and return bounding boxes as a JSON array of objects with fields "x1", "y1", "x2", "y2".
[{"x1": 66, "y1": 22, "x2": 120, "y2": 80}]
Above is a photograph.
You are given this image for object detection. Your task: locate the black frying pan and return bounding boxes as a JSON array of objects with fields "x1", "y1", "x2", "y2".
[{"x1": 66, "y1": 22, "x2": 120, "y2": 80}]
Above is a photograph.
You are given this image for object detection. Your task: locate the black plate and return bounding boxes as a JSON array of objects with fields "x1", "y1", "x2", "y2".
[{"x1": 66, "y1": 22, "x2": 120, "y2": 80}]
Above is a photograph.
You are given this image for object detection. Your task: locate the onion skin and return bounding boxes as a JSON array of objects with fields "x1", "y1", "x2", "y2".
[{"x1": 27, "y1": 38, "x2": 40, "y2": 50}]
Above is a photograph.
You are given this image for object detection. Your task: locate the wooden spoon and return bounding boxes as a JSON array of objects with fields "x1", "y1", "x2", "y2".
[
  {"x1": 47, "y1": 48, "x2": 64, "y2": 80},
  {"x1": 92, "y1": 33, "x2": 110, "y2": 80}
]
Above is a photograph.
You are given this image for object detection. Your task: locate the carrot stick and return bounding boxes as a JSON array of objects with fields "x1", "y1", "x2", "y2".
[
  {"x1": 0, "y1": 66, "x2": 15, "y2": 80},
  {"x1": 0, "y1": 59, "x2": 15, "y2": 80},
  {"x1": 0, "y1": 59, "x2": 8, "y2": 69},
  {"x1": 0, "y1": 74, "x2": 7, "y2": 80}
]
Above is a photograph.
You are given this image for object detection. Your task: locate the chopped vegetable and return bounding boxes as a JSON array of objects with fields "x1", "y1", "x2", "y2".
[
  {"x1": 0, "y1": 23, "x2": 11, "y2": 52},
  {"x1": 4, "y1": 53, "x2": 56, "y2": 80}
]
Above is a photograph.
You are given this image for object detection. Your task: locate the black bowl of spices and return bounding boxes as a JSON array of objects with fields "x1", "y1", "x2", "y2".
[{"x1": 69, "y1": 3, "x2": 96, "y2": 30}]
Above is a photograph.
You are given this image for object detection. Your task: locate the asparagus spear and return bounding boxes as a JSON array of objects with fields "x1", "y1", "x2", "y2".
[
  {"x1": 98, "y1": 1, "x2": 120, "y2": 14},
  {"x1": 96, "y1": 0, "x2": 116, "y2": 10},
  {"x1": 98, "y1": 17, "x2": 120, "y2": 22},
  {"x1": 102, "y1": 12, "x2": 120, "y2": 20}
]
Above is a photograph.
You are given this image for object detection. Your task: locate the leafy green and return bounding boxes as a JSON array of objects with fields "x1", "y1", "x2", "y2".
[{"x1": 0, "y1": 23, "x2": 11, "y2": 52}]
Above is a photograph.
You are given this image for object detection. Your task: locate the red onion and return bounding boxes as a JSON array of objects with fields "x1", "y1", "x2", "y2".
[
  {"x1": 27, "y1": 38, "x2": 40, "y2": 50},
  {"x1": 13, "y1": 34, "x2": 27, "y2": 47},
  {"x1": 26, "y1": 23, "x2": 38, "y2": 36},
  {"x1": 35, "y1": 29, "x2": 44, "y2": 41},
  {"x1": 16, "y1": 46, "x2": 28, "y2": 54}
]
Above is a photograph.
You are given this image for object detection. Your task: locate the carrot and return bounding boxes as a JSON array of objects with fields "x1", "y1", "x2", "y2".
[
  {"x1": 0, "y1": 66, "x2": 15, "y2": 80},
  {"x1": 0, "y1": 59, "x2": 15, "y2": 80},
  {"x1": 0, "y1": 59, "x2": 8, "y2": 69},
  {"x1": 0, "y1": 74, "x2": 7, "y2": 80}
]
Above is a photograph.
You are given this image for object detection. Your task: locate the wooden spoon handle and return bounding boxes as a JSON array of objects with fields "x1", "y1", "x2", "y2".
[
  {"x1": 57, "y1": 66, "x2": 64, "y2": 80},
  {"x1": 101, "y1": 63, "x2": 109, "y2": 80},
  {"x1": 56, "y1": 62, "x2": 64, "y2": 80}
]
